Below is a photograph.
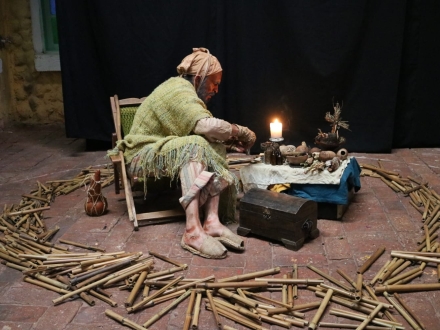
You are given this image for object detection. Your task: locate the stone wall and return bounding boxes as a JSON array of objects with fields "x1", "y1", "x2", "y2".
[
  {"x1": 0, "y1": 0, "x2": 11, "y2": 128},
  {"x1": 0, "y1": 0, "x2": 64, "y2": 126}
]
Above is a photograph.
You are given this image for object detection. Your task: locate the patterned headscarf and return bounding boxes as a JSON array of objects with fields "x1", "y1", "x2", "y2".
[{"x1": 177, "y1": 48, "x2": 222, "y2": 91}]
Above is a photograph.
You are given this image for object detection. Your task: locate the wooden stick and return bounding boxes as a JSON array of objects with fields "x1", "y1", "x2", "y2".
[
  {"x1": 125, "y1": 270, "x2": 148, "y2": 307},
  {"x1": 103, "y1": 261, "x2": 153, "y2": 288},
  {"x1": 318, "y1": 322, "x2": 390, "y2": 329},
  {"x1": 287, "y1": 272, "x2": 293, "y2": 307},
  {"x1": 190, "y1": 291, "x2": 202, "y2": 329},
  {"x1": 426, "y1": 210, "x2": 440, "y2": 229},
  {"x1": 242, "y1": 290, "x2": 294, "y2": 309},
  {"x1": 23, "y1": 276, "x2": 69, "y2": 294},
  {"x1": 388, "y1": 260, "x2": 411, "y2": 280},
  {"x1": 79, "y1": 292, "x2": 95, "y2": 306},
  {"x1": 217, "y1": 288, "x2": 258, "y2": 309},
  {"x1": 6, "y1": 206, "x2": 50, "y2": 217},
  {"x1": 392, "y1": 181, "x2": 407, "y2": 193},
  {"x1": 164, "y1": 275, "x2": 215, "y2": 294},
  {"x1": 197, "y1": 281, "x2": 269, "y2": 289},
  {"x1": 212, "y1": 297, "x2": 262, "y2": 322},
  {"x1": 386, "y1": 267, "x2": 423, "y2": 286},
  {"x1": 218, "y1": 267, "x2": 280, "y2": 283},
  {"x1": 395, "y1": 269, "x2": 424, "y2": 285},
  {"x1": 329, "y1": 308, "x2": 404, "y2": 329},
  {"x1": 315, "y1": 291, "x2": 378, "y2": 317},
  {"x1": 281, "y1": 274, "x2": 288, "y2": 304},
  {"x1": 89, "y1": 289, "x2": 117, "y2": 307},
  {"x1": 391, "y1": 252, "x2": 440, "y2": 264},
  {"x1": 370, "y1": 260, "x2": 391, "y2": 286},
  {"x1": 142, "y1": 290, "x2": 191, "y2": 328},
  {"x1": 379, "y1": 259, "x2": 405, "y2": 283},
  {"x1": 127, "y1": 276, "x2": 183, "y2": 313},
  {"x1": 206, "y1": 290, "x2": 221, "y2": 329},
  {"x1": 273, "y1": 314, "x2": 307, "y2": 327},
  {"x1": 375, "y1": 283, "x2": 440, "y2": 293},
  {"x1": 360, "y1": 164, "x2": 399, "y2": 176},
  {"x1": 408, "y1": 175, "x2": 422, "y2": 185},
  {"x1": 183, "y1": 290, "x2": 197, "y2": 330},
  {"x1": 413, "y1": 190, "x2": 423, "y2": 206},
  {"x1": 353, "y1": 274, "x2": 362, "y2": 295},
  {"x1": 258, "y1": 314, "x2": 291, "y2": 328},
  {"x1": 383, "y1": 292, "x2": 422, "y2": 330},
  {"x1": 58, "y1": 239, "x2": 106, "y2": 252},
  {"x1": 336, "y1": 268, "x2": 357, "y2": 291},
  {"x1": 393, "y1": 292, "x2": 426, "y2": 330},
  {"x1": 307, "y1": 265, "x2": 351, "y2": 291},
  {"x1": 404, "y1": 183, "x2": 428, "y2": 195},
  {"x1": 418, "y1": 223, "x2": 440, "y2": 244},
  {"x1": 148, "y1": 250, "x2": 186, "y2": 268},
  {"x1": 418, "y1": 233, "x2": 438, "y2": 251},
  {"x1": 308, "y1": 289, "x2": 333, "y2": 330},
  {"x1": 362, "y1": 284, "x2": 396, "y2": 322},
  {"x1": 319, "y1": 284, "x2": 393, "y2": 308},
  {"x1": 105, "y1": 309, "x2": 147, "y2": 330},
  {"x1": 145, "y1": 265, "x2": 187, "y2": 279},
  {"x1": 438, "y1": 247, "x2": 440, "y2": 283},
  {"x1": 142, "y1": 290, "x2": 186, "y2": 308},
  {"x1": 380, "y1": 177, "x2": 400, "y2": 192},
  {"x1": 222, "y1": 326, "x2": 238, "y2": 330},
  {"x1": 205, "y1": 303, "x2": 263, "y2": 330},
  {"x1": 356, "y1": 303, "x2": 384, "y2": 330},
  {"x1": 292, "y1": 264, "x2": 298, "y2": 299},
  {"x1": 409, "y1": 191, "x2": 422, "y2": 206}
]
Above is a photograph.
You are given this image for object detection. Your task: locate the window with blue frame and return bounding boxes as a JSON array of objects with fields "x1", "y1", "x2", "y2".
[{"x1": 41, "y1": 0, "x2": 58, "y2": 52}]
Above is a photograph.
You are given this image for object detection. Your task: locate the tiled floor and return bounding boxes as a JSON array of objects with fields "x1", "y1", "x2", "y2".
[{"x1": 1, "y1": 124, "x2": 440, "y2": 329}]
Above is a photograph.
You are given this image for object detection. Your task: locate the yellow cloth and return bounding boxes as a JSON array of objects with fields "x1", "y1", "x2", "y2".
[
  {"x1": 176, "y1": 48, "x2": 222, "y2": 85},
  {"x1": 269, "y1": 184, "x2": 291, "y2": 193}
]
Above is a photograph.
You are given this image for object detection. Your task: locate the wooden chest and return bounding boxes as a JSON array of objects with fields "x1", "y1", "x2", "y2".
[{"x1": 238, "y1": 188, "x2": 319, "y2": 251}]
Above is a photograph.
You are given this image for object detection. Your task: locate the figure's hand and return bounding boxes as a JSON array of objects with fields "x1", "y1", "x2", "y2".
[
  {"x1": 235, "y1": 124, "x2": 256, "y2": 150},
  {"x1": 224, "y1": 139, "x2": 247, "y2": 153}
]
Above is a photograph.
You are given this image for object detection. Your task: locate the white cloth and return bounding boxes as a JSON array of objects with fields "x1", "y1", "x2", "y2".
[{"x1": 239, "y1": 157, "x2": 352, "y2": 193}]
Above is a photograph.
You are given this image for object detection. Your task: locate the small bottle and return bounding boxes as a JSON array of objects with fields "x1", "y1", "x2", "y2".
[
  {"x1": 271, "y1": 143, "x2": 281, "y2": 165},
  {"x1": 264, "y1": 146, "x2": 273, "y2": 165},
  {"x1": 276, "y1": 148, "x2": 283, "y2": 165}
]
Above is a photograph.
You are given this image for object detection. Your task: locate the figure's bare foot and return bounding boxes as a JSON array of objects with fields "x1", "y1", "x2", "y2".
[
  {"x1": 181, "y1": 225, "x2": 227, "y2": 259},
  {"x1": 182, "y1": 227, "x2": 210, "y2": 250},
  {"x1": 202, "y1": 215, "x2": 226, "y2": 237},
  {"x1": 203, "y1": 216, "x2": 245, "y2": 251}
]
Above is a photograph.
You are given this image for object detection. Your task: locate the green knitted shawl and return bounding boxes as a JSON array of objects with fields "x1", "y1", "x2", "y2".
[{"x1": 115, "y1": 77, "x2": 236, "y2": 188}]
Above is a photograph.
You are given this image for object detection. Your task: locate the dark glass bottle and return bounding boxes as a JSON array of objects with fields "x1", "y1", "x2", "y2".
[{"x1": 264, "y1": 145, "x2": 273, "y2": 164}]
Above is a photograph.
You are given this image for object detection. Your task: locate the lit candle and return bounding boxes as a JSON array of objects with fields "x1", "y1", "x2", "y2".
[{"x1": 270, "y1": 119, "x2": 282, "y2": 139}]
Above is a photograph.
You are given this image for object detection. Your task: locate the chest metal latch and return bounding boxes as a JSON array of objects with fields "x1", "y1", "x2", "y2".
[{"x1": 262, "y1": 207, "x2": 271, "y2": 220}]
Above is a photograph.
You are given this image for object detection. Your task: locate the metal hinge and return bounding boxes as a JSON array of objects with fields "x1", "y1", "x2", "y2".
[{"x1": 0, "y1": 35, "x2": 12, "y2": 49}]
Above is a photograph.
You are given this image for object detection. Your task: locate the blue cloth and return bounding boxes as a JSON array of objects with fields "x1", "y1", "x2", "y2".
[{"x1": 284, "y1": 157, "x2": 361, "y2": 205}]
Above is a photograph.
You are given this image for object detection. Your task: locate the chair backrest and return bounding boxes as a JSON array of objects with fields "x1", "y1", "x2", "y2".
[{"x1": 110, "y1": 95, "x2": 146, "y2": 140}]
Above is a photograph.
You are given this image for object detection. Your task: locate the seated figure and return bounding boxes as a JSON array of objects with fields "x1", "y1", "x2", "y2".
[{"x1": 114, "y1": 47, "x2": 256, "y2": 258}]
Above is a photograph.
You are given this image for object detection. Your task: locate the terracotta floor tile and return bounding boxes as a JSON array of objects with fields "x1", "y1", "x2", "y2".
[
  {"x1": 2, "y1": 126, "x2": 440, "y2": 328},
  {"x1": 323, "y1": 236, "x2": 353, "y2": 260}
]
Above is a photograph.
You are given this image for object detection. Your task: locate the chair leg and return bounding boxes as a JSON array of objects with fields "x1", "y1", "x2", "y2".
[
  {"x1": 111, "y1": 133, "x2": 121, "y2": 195},
  {"x1": 113, "y1": 163, "x2": 120, "y2": 195},
  {"x1": 118, "y1": 151, "x2": 139, "y2": 230}
]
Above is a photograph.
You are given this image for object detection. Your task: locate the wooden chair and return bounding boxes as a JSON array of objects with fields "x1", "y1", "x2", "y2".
[{"x1": 109, "y1": 95, "x2": 185, "y2": 230}]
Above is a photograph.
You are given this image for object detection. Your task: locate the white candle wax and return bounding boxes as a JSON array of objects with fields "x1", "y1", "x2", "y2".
[{"x1": 270, "y1": 119, "x2": 282, "y2": 139}]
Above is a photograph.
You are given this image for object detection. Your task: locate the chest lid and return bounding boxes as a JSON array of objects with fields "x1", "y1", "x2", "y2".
[{"x1": 240, "y1": 188, "x2": 317, "y2": 216}]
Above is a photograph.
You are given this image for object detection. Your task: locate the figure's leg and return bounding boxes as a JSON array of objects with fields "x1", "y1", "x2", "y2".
[
  {"x1": 202, "y1": 194, "x2": 224, "y2": 236},
  {"x1": 182, "y1": 189, "x2": 210, "y2": 250},
  {"x1": 203, "y1": 193, "x2": 245, "y2": 251},
  {"x1": 179, "y1": 161, "x2": 227, "y2": 258}
]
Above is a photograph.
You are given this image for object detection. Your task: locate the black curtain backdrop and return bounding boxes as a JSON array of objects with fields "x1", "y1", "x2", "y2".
[{"x1": 56, "y1": 0, "x2": 440, "y2": 153}]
